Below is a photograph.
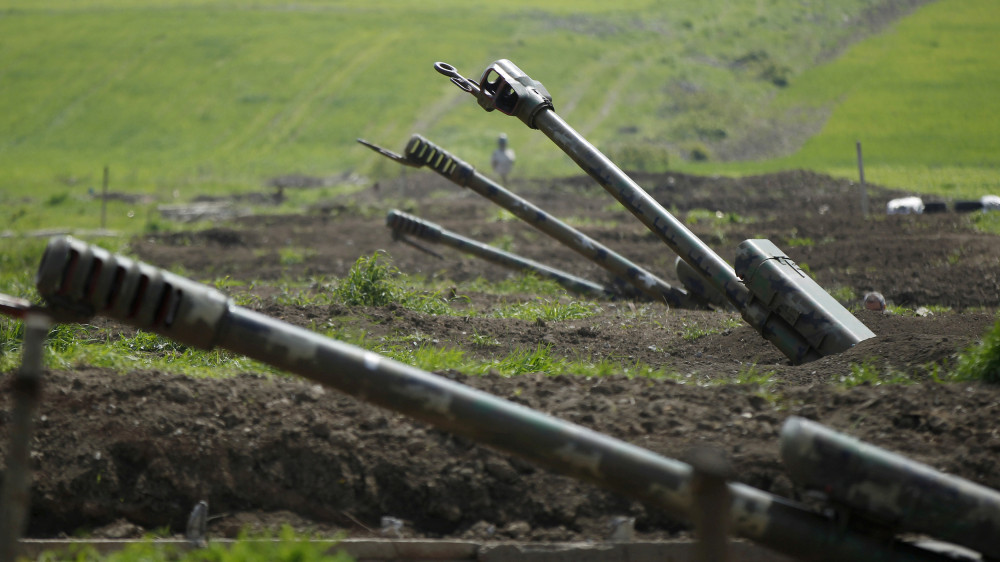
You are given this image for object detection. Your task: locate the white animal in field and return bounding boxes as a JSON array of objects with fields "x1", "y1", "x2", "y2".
[
  {"x1": 491, "y1": 133, "x2": 515, "y2": 184},
  {"x1": 886, "y1": 196, "x2": 924, "y2": 215}
]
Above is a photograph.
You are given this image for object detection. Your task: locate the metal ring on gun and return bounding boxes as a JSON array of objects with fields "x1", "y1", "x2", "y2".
[{"x1": 434, "y1": 62, "x2": 479, "y2": 95}]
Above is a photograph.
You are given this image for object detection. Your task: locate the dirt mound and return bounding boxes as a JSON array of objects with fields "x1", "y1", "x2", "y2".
[{"x1": 4, "y1": 169, "x2": 1000, "y2": 544}]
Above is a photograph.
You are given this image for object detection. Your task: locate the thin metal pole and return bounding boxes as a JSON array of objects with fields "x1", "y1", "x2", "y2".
[
  {"x1": 0, "y1": 312, "x2": 50, "y2": 562},
  {"x1": 856, "y1": 141, "x2": 869, "y2": 217},
  {"x1": 687, "y1": 447, "x2": 732, "y2": 562},
  {"x1": 101, "y1": 165, "x2": 109, "y2": 230}
]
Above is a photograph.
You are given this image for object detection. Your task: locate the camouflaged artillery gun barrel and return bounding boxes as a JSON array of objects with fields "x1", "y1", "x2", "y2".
[
  {"x1": 434, "y1": 59, "x2": 876, "y2": 365},
  {"x1": 385, "y1": 209, "x2": 613, "y2": 299},
  {"x1": 359, "y1": 135, "x2": 697, "y2": 308},
  {"x1": 781, "y1": 416, "x2": 1000, "y2": 560},
  {"x1": 30, "y1": 236, "x2": 961, "y2": 562}
]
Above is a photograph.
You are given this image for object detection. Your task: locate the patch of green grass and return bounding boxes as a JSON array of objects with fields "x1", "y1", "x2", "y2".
[
  {"x1": 487, "y1": 344, "x2": 559, "y2": 376},
  {"x1": 948, "y1": 315, "x2": 1000, "y2": 383},
  {"x1": 829, "y1": 285, "x2": 858, "y2": 305},
  {"x1": 687, "y1": 0, "x2": 1000, "y2": 198},
  {"x1": 5, "y1": 0, "x2": 983, "y2": 241},
  {"x1": 490, "y1": 298, "x2": 602, "y2": 323},
  {"x1": 785, "y1": 236, "x2": 814, "y2": 247},
  {"x1": 836, "y1": 357, "x2": 916, "y2": 388},
  {"x1": 0, "y1": 317, "x2": 26, "y2": 371},
  {"x1": 921, "y1": 305, "x2": 953, "y2": 315},
  {"x1": 278, "y1": 246, "x2": 316, "y2": 267},
  {"x1": 492, "y1": 209, "x2": 517, "y2": 222},
  {"x1": 969, "y1": 211, "x2": 1000, "y2": 235},
  {"x1": 684, "y1": 209, "x2": 750, "y2": 226},
  {"x1": 0, "y1": 319, "x2": 282, "y2": 377},
  {"x1": 713, "y1": 365, "x2": 779, "y2": 403},
  {"x1": 46, "y1": 525, "x2": 354, "y2": 561},
  {"x1": 472, "y1": 346, "x2": 681, "y2": 379},
  {"x1": 489, "y1": 234, "x2": 516, "y2": 253},
  {"x1": 680, "y1": 316, "x2": 741, "y2": 341},
  {"x1": 381, "y1": 341, "x2": 468, "y2": 374},
  {"x1": 469, "y1": 330, "x2": 501, "y2": 348}
]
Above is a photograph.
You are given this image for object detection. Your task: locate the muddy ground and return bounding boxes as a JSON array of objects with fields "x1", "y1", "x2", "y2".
[{"x1": 3, "y1": 169, "x2": 1000, "y2": 547}]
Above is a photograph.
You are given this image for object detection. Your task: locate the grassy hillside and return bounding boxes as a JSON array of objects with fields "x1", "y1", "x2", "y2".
[
  {"x1": 1, "y1": 0, "x2": 937, "y2": 205},
  {"x1": 690, "y1": 0, "x2": 1000, "y2": 199}
]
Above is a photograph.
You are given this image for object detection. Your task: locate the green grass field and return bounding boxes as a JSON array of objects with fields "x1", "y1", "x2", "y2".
[
  {"x1": 691, "y1": 0, "x2": 1000, "y2": 199},
  {"x1": 4, "y1": 0, "x2": 994, "y2": 234}
]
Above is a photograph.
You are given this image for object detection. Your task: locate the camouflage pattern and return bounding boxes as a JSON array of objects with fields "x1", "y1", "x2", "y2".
[
  {"x1": 30, "y1": 236, "x2": 961, "y2": 562},
  {"x1": 735, "y1": 240, "x2": 875, "y2": 356},
  {"x1": 436, "y1": 59, "x2": 876, "y2": 365},
  {"x1": 781, "y1": 416, "x2": 1000, "y2": 559},
  {"x1": 359, "y1": 134, "x2": 696, "y2": 308},
  {"x1": 384, "y1": 210, "x2": 614, "y2": 300},
  {"x1": 674, "y1": 257, "x2": 731, "y2": 311}
]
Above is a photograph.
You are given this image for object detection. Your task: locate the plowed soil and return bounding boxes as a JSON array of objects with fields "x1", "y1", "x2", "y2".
[{"x1": 3, "y1": 169, "x2": 1000, "y2": 546}]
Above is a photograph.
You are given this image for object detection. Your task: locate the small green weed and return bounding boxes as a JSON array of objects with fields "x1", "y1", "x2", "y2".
[
  {"x1": 713, "y1": 365, "x2": 779, "y2": 403},
  {"x1": 970, "y1": 211, "x2": 1000, "y2": 235},
  {"x1": 330, "y1": 252, "x2": 461, "y2": 315},
  {"x1": 885, "y1": 303, "x2": 911, "y2": 316},
  {"x1": 382, "y1": 342, "x2": 468, "y2": 373},
  {"x1": 488, "y1": 344, "x2": 557, "y2": 376},
  {"x1": 949, "y1": 316, "x2": 1000, "y2": 383},
  {"x1": 333, "y1": 252, "x2": 398, "y2": 307},
  {"x1": 829, "y1": 285, "x2": 857, "y2": 304},
  {"x1": 492, "y1": 209, "x2": 517, "y2": 222},
  {"x1": 279, "y1": 246, "x2": 316, "y2": 267},
  {"x1": 470, "y1": 330, "x2": 501, "y2": 348},
  {"x1": 490, "y1": 234, "x2": 516, "y2": 252},
  {"x1": 212, "y1": 276, "x2": 246, "y2": 291},
  {"x1": 837, "y1": 357, "x2": 916, "y2": 387},
  {"x1": 0, "y1": 318, "x2": 25, "y2": 370},
  {"x1": 680, "y1": 317, "x2": 740, "y2": 341},
  {"x1": 946, "y1": 248, "x2": 962, "y2": 265}
]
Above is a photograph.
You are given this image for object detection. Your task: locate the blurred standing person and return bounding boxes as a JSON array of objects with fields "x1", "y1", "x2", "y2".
[{"x1": 491, "y1": 133, "x2": 515, "y2": 185}]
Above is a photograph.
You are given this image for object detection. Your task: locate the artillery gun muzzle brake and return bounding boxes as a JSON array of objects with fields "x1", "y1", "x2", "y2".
[{"x1": 436, "y1": 60, "x2": 552, "y2": 128}]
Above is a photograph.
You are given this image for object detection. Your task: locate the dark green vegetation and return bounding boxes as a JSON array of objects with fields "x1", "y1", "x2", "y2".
[{"x1": 953, "y1": 317, "x2": 1000, "y2": 383}]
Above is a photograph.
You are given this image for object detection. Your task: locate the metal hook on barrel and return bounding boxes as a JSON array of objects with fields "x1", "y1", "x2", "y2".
[
  {"x1": 356, "y1": 138, "x2": 420, "y2": 168},
  {"x1": 0, "y1": 294, "x2": 37, "y2": 320},
  {"x1": 434, "y1": 62, "x2": 480, "y2": 96}
]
